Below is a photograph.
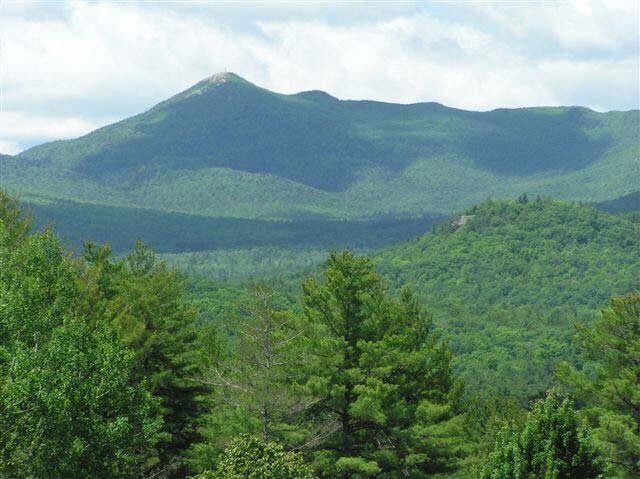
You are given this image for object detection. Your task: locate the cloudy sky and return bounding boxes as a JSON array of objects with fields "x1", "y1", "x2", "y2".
[{"x1": 1, "y1": 0, "x2": 638, "y2": 154}]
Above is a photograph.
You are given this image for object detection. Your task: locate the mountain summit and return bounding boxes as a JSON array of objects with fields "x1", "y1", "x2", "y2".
[
  {"x1": 3, "y1": 74, "x2": 638, "y2": 221},
  {"x1": 204, "y1": 71, "x2": 236, "y2": 83},
  {"x1": 159, "y1": 71, "x2": 256, "y2": 106},
  {"x1": 178, "y1": 72, "x2": 251, "y2": 93}
]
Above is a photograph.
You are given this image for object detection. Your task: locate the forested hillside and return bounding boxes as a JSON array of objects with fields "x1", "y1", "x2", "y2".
[
  {"x1": 4, "y1": 1, "x2": 638, "y2": 476},
  {"x1": 2, "y1": 68, "x2": 638, "y2": 479},
  {"x1": 374, "y1": 197, "x2": 640, "y2": 402},
  {"x1": 27, "y1": 198, "x2": 443, "y2": 255},
  {"x1": 593, "y1": 190, "x2": 640, "y2": 214},
  {"x1": 179, "y1": 197, "x2": 640, "y2": 405},
  {"x1": 2, "y1": 190, "x2": 638, "y2": 479},
  {"x1": 2, "y1": 73, "x2": 638, "y2": 265}
]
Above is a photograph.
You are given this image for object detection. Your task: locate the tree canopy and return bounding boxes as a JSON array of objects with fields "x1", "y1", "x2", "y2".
[
  {"x1": 558, "y1": 292, "x2": 640, "y2": 478},
  {"x1": 301, "y1": 252, "x2": 465, "y2": 478},
  {"x1": 480, "y1": 392, "x2": 603, "y2": 479},
  {"x1": 0, "y1": 221, "x2": 160, "y2": 478}
]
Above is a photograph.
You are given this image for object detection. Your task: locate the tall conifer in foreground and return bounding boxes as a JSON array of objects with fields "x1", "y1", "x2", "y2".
[
  {"x1": 301, "y1": 251, "x2": 464, "y2": 478},
  {"x1": 81, "y1": 241, "x2": 207, "y2": 477}
]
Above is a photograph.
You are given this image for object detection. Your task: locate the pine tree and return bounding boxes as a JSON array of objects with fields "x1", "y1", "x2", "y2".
[
  {"x1": 557, "y1": 292, "x2": 640, "y2": 478},
  {"x1": 480, "y1": 391, "x2": 603, "y2": 479},
  {"x1": 194, "y1": 285, "x2": 314, "y2": 459},
  {"x1": 81, "y1": 241, "x2": 207, "y2": 477},
  {"x1": 301, "y1": 252, "x2": 464, "y2": 478}
]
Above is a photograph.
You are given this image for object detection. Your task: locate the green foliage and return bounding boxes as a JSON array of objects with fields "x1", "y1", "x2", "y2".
[
  {"x1": 0, "y1": 319, "x2": 160, "y2": 478},
  {"x1": 81, "y1": 241, "x2": 208, "y2": 477},
  {"x1": 6, "y1": 74, "x2": 638, "y2": 216},
  {"x1": 301, "y1": 252, "x2": 465, "y2": 478},
  {"x1": 480, "y1": 392, "x2": 604, "y2": 479},
  {"x1": 190, "y1": 286, "x2": 314, "y2": 472},
  {"x1": 0, "y1": 189, "x2": 32, "y2": 249},
  {"x1": 592, "y1": 191, "x2": 640, "y2": 214},
  {"x1": 193, "y1": 435, "x2": 315, "y2": 479},
  {"x1": 375, "y1": 198, "x2": 640, "y2": 402},
  {"x1": 29, "y1": 199, "x2": 443, "y2": 255},
  {"x1": 2, "y1": 187, "x2": 634, "y2": 479},
  {"x1": 160, "y1": 247, "x2": 332, "y2": 282},
  {"x1": 457, "y1": 396, "x2": 528, "y2": 474},
  {"x1": 185, "y1": 276, "x2": 260, "y2": 326},
  {"x1": 557, "y1": 292, "x2": 640, "y2": 478},
  {"x1": 0, "y1": 220, "x2": 160, "y2": 478}
]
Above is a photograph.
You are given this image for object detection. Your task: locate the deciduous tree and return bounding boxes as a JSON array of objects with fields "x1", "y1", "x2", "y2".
[
  {"x1": 194, "y1": 435, "x2": 316, "y2": 479},
  {"x1": 0, "y1": 221, "x2": 160, "y2": 478}
]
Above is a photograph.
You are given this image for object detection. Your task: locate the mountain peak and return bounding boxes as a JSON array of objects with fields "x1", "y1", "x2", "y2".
[
  {"x1": 202, "y1": 71, "x2": 243, "y2": 85},
  {"x1": 169, "y1": 72, "x2": 251, "y2": 102},
  {"x1": 204, "y1": 72, "x2": 232, "y2": 85}
]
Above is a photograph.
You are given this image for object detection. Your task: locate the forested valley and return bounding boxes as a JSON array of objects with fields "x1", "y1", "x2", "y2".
[{"x1": 2, "y1": 189, "x2": 638, "y2": 479}]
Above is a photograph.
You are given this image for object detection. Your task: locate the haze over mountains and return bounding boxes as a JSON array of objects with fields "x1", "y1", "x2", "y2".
[{"x1": 1, "y1": 72, "x2": 638, "y2": 255}]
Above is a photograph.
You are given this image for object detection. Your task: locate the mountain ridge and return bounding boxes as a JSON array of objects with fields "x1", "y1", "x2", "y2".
[
  {"x1": 7, "y1": 72, "x2": 637, "y2": 163},
  {"x1": 2, "y1": 73, "x2": 638, "y2": 255}
]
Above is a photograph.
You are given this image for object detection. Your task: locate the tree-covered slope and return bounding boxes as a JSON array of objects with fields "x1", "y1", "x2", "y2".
[
  {"x1": 593, "y1": 190, "x2": 640, "y2": 214},
  {"x1": 374, "y1": 198, "x2": 640, "y2": 402},
  {"x1": 28, "y1": 197, "x2": 442, "y2": 254},
  {"x1": 3, "y1": 73, "x2": 638, "y2": 223}
]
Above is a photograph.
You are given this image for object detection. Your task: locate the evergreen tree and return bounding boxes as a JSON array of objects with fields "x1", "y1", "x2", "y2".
[
  {"x1": 480, "y1": 391, "x2": 603, "y2": 479},
  {"x1": 215, "y1": 286, "x2": 310, "y2": 442},
  {"x1": 81, "y1": 241, "x2": 207, "y2": 477},
  {"x1": 301, "y1": 252, "x2": 464, "y2": 478},
  {"x1": 189, "y1": 286, "x2": 315, "y2": 472},
  {"x1": 557, "y1": 292, "x2": 640, "y2": 478}
]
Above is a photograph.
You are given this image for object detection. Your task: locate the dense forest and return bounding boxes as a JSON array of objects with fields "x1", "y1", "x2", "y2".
[
  {"x1": 4, "y1": 2, "x2": 638, "y2": 478},
  {"x1": 1, "y1": 189, "x2": 638, "y2": 478},
  {"x1": 592, "y1": 191, "x2": 640, "y2": 215},
  {"x1": 375, "y1": 196, "x2": 640, "y2": 402},
  {"x1": 27, "y1": 198, "x2": 443, "y2": 255}
]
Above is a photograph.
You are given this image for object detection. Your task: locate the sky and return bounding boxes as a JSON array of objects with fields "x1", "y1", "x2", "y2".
[{"x1": 1, "y1": 0, "x2": 638, "y2": 154}]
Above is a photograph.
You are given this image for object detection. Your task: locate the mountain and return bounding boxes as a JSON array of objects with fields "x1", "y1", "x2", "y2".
[
  {"x1": 374, "y1": 198, "x2": 640, "y2": 403},
  {"x1": 2, "y1": 72, "x2": 638, "y2": 257},
  {"x1": 593, "y1": 190, "x2": 640, "y2": 214},
  {"x1": 27, "y1": 198, "x2": 442, "y2": 254}
]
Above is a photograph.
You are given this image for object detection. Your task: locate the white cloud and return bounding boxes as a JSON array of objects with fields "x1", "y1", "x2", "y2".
[
  {"x1": 0, "y1": 139, "x2": 22, "y2": 156},
  {"x1": 1, "y1": 110, "x2": 116, "y2": 142},
  {"x1": 1, "y1": 0, "x2": 638, "y2": 154}
]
